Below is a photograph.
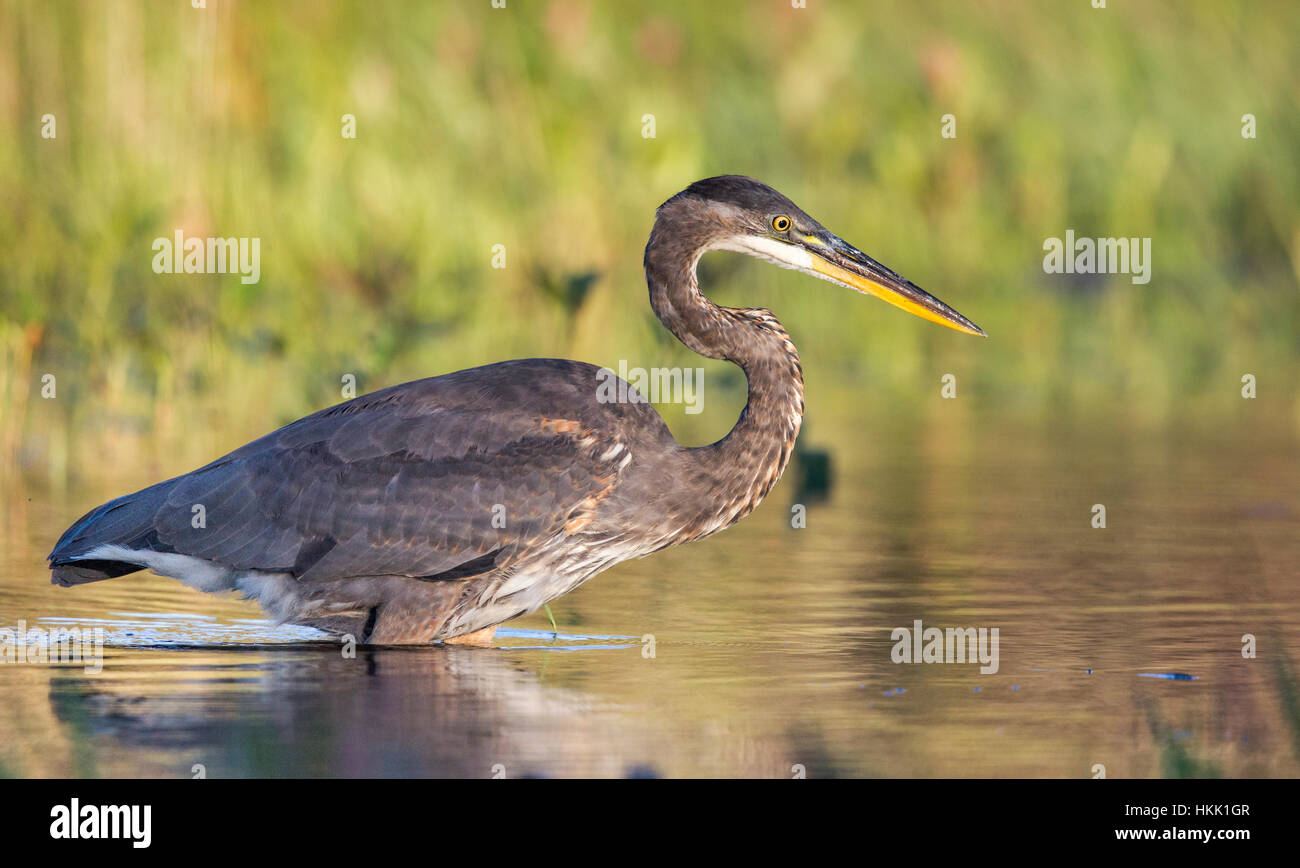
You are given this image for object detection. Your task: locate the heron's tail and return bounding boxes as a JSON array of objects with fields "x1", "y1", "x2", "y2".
[
  {"x1": 51, "y1": 560, "x2": 143, "y2": 586},
  {"x1": 47, "y1": 479, "x2": 177, "y2": 587}
]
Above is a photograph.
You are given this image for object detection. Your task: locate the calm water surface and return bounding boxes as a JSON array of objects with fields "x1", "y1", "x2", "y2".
[{"x1": 2, "y1": 415, "x2": 1298, "y2": 778}]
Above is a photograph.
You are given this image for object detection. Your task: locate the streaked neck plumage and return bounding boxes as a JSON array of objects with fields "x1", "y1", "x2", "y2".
[{"x1": 643, "y1": 206, "x2": 805, "y2": 537}]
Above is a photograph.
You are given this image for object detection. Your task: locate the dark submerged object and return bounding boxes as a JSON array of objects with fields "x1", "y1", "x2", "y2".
[{"x1": 49, "y1": 176, "x2": 984, "y2": 644}]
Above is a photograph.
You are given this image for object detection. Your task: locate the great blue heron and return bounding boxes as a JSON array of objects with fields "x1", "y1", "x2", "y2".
[{"x1": 48, "y1": 176, "x2": 984, "y2": 645}]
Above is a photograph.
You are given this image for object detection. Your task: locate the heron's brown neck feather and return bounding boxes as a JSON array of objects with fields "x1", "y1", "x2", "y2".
[{"x1": 644, "y1": 226, "x2": 805, "y2": 537}]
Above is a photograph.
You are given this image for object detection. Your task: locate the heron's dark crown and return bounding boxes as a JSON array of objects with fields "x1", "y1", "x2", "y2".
[{"x1": 664, "y1": 175, "x2": 811, "y2": 225}]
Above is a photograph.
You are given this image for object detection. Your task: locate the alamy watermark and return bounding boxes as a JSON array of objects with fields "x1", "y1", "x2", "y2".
[
  {"x1": 596, "y1": 360, "x2": 703, "y2": 414},
  {"x1": 0, "y1": 620, "x2": 104, "y2": 674},
  {"x1": 152, "y1": 230, "x2": 260, "y2": 284},
  {"x1": 49, "y1": 798, "x2": 150, "y2": 848},
  {"x1": 891, "y1": 619, "x2": 999, "y2": 674},
  {"x1": 1043, "y1": 230, "x2": 1151, "y2": 285}
]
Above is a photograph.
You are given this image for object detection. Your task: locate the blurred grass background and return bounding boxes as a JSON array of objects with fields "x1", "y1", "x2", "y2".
[{"x1": 1, "y1": 0, "x2": 1298, "y2": 489}]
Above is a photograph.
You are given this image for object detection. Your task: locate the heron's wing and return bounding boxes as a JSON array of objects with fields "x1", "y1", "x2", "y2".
[{"x1": 127, "y1": 386, "x2": 627, "y2": 583}]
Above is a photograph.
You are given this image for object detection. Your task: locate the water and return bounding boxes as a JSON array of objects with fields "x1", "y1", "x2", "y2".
[{"x1": 2, "y1": 415, "x2": 1298, "y2": 778}]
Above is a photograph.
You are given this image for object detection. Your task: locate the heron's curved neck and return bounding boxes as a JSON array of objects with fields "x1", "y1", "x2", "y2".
[{"x1": 644, "y1": 228, "x2": 804, "y2": 532}]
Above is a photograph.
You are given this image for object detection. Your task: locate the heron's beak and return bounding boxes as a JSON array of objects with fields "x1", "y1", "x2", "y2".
[{"x1": 802, "y1": 233, "x2": 986, "y2": 337}]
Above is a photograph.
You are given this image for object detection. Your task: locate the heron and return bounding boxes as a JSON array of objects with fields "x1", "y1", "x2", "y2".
[{"x1": 48, "y1": 176, "x2": 984, "y2": 645}]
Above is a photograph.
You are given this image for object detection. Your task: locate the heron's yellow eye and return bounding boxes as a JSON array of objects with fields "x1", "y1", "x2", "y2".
[{"x1": 772, "y1": 216, "x2": 791, "y2": 232}]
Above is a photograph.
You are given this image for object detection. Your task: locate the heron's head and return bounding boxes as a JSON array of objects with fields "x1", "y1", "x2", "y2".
[{"x1": 659, "y1": 175, "x2": 985, "y2": 337}]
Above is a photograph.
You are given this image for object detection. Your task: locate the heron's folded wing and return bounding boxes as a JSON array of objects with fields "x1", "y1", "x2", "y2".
[{"x1": 149, "y1": 403, "x2": 625, "y2": 583}]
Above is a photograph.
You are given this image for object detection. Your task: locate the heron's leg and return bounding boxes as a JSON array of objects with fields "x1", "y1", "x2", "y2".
[{"x1": 443, "y1": 625, "x2": 498, "y2": 646}]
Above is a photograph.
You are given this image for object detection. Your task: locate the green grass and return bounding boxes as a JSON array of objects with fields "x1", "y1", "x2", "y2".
[{"x1": 2, "y1": 0, "x2": 1298, "y2": 483}]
